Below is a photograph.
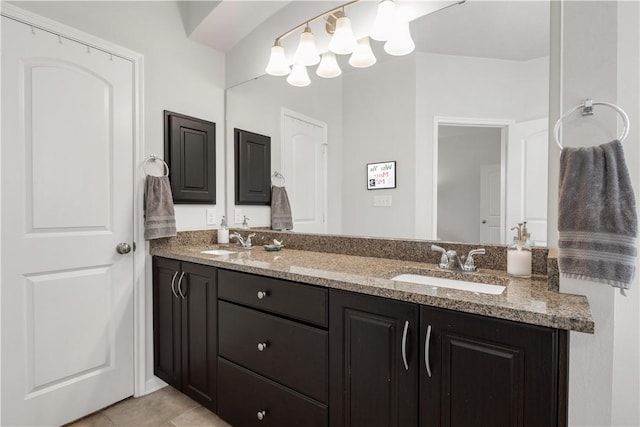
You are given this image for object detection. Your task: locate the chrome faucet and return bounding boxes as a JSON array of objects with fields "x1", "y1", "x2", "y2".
[
  {"x1": 431, "y1": 245, "x2": 485, "y2": 272},
  {"x1": 230, "y1": 232, "x2": 256, "y2": 249}
]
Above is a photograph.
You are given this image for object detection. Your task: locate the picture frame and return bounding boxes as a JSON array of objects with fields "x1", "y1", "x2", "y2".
[{"x1": 367, "y1": 161, "x2": 396, "y2": 190}]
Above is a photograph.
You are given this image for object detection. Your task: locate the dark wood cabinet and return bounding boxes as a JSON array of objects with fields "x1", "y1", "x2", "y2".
[
  {"x1": 217, "y1": 269, "x2": 329, "y2": 427},
  {"x1": 234, "y1": 128, "x2": 271, "y2": 205},
  {"x1": 329, "y1": 289, "x2": 419, "y2": 427},
  {"x1": 153, "y1": 260, "x2": 568, "y2": 427},
  {"x1": 153, "y1": 257, "x2": 217, "y2": 411},
  {"x1": 164, "y1": 111, "x2": 216, "y2": 204},
  {"x1": 420, "y1": 305, "x2": 567, "y2": 427}
]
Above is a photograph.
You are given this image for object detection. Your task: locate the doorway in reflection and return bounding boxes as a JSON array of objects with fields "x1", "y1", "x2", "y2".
[{"x1": 437, "y1": 125, "x2": 503, "y2": 244}]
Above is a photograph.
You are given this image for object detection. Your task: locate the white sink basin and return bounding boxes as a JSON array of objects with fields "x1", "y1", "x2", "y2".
[
  {"x1": 391, "y1": 274, "x2": 506, "y2": 295},
  {"x1": 200, "y1": 249, "x2": 236, "y2": 256}
]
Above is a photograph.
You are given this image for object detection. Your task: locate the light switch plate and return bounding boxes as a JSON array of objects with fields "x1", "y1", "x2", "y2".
[
  {"x1": 206, "y1": 208, "x2": 216, "y2": 225},
  {"x1": 373, "y1": 195, "x2": 393, "y2": 207},
  {"x1": 234, "y1": 208, "x2": 244, "y2": 224}
]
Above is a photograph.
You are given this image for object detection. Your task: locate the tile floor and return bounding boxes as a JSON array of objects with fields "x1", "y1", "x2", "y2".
[{"x1": 67, "y1": 386, "x2": 231, "y2": 427}]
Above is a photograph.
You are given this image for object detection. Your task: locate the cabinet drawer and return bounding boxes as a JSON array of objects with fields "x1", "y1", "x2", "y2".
[
  {"x1": 219, "y1": 301, "x2": 328, "y2": 403},
  {"x1": 218, "y1": 358, "x2": 328, "y2": 427},
  {"x1": 218, "y1": 269, "x2": 328, "y2": 327}
]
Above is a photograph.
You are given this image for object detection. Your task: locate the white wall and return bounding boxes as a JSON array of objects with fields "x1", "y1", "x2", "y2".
[
  {"x1": 547, "y1": 2, "x2": 640, "y2": 425},
  {"x1": 8, "y1": 0, "x2": 227, "y2": 391},
  {"x1": 437, "y1": 126, "x2": 501, "y2": 243},
  {"x1": 341, "y1": 55, "x2": 416, "y2": 238},
  {"x1": 225, "y1": 74, "x2": 343, "y2": 232}
]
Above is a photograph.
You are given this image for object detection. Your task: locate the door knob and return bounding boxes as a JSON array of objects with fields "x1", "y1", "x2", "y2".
[
  {"x1": 481, "y1": 220, "x2": 487, "y2": 224},
  {"x1": 116, "y1": 243, "x2": 132, "y2": 254}
]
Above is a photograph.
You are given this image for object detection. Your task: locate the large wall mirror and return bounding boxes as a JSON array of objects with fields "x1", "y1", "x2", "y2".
[{"x1": 226, "y1": 0, "x2": 550, "y2": 246}]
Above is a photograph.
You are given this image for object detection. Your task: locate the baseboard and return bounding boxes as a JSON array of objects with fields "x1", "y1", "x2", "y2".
[{"x1": 141, "y1": 376, "x2": 167, "y2": 397}]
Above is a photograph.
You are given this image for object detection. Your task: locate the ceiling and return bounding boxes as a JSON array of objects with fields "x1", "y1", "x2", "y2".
[{"x1": 185, "y1": 0, "x2": 550, "y2": 62}]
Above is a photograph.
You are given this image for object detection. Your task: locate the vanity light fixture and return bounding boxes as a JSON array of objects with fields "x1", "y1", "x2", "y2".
[
  {"x1": 371, "y1": 0, "x2": 396, "y2": 41},
  {"x1": 287, "y1": 63, "x2": 311, "y2": 87},
  {"x1": 265, "y1": 0, "x2": 415, "y2": 86},
  {"x1": 293, "y1": 23, "x2": 320, "y2": 66},
  {"x1": 265, "y1": 40, "x2": 290, "y2": 76},
  {"x1": 349, "y1": 37, "x2": 377, "y2": 68},
  {"x1": 316, "y1": 52, "x2": 342, "y2": 78},
  {"x1": 327, "y1": 8, "x2": 358, "y2": 55},
  {"x1": 384, "y1": 14, "x2": 415, "y2": 56}
]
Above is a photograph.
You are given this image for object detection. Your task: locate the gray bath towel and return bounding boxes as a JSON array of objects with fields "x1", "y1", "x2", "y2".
[
  {"x1": 144, "y1": 176, "x2": 177, "y2": 240},
  {"x1": 558, "y1": 140, "x2": 637, "y2": 290},
  {"x1": 271, "y1": 185, "x2": 293, "y2": 230}
]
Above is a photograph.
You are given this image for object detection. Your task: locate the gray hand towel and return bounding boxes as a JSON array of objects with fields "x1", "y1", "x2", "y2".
[
  {"x1": 144, "y1": 175, "x2": 177, "y2": 240},
  {"x1": 558, "y1": 140, "x2": 637, "y2": 290},
  {"x1": 271, "y1": 185, "x2": 293, "y2": 230}
]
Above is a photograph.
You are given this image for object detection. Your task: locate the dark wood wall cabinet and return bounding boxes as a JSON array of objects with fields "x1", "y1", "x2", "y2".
[
  {"x1": 152, "y1": 257, "x2": 217, "y2": 411},
  {"x1": 234, "y1": 128, "x2": 271, "y2": 205},
  {"x1": 152, "y1": 258, "x2": 568, "y2": 427},
  {"x1": 164, "y1": 111, "x2": 216, "y2": 204}
]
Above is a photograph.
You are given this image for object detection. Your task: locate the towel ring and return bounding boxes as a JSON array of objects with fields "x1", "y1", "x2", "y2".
[
  {"x1": 143, "y1": 154, "x2": 169, "y2": 177},
  {"x1": 553, "y1": 100, "x2": 630, "y2": 150},
  {"x1": 271, "y1": 171, "x2": 286, "y2": 186}
]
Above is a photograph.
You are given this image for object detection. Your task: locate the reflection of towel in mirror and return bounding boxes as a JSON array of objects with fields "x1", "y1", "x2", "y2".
[
  {"x1": 558, "y1": 140, "x2": 637, "y2": 291},
  {"x1": 144, "y1": 176, "x2": 177, "y2": 240},
  {"x1": 271, "y1": 185, "x2": 293, "y2": 230}
]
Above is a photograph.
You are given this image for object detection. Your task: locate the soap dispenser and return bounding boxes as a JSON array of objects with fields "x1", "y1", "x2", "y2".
[
  {"x1": 507, "y1": 222, "x2": 532, "y2": 278},
  {"x1": 218, "y1": 215, "x2": 229, "y2": 244}
]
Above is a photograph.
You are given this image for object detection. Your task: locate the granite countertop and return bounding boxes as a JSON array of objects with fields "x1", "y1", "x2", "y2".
[{"x1": 151, "y1": 245, "x2": 594, "y2": 333}]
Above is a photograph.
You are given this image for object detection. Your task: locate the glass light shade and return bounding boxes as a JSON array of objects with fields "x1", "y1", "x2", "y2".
[
  {"x1": 293, "y1": 26, "x2": 320, "y2": 66},
  {"x1": 316, "y1": 52, "x2": 342, "y2": 78},
  {"x1": 328, "y1": 14, "x2": 357, "y2": 55},
  {"x1": 349, "y1": 37, "x2": 377, "y2": 68},
  {"x1": 265, "y1": 42, "x2": 290, "y2": 76},
  {"x1": 384, "y1": 17, "x2": 415, "y2": 56},
  {"x1": 370, "y1": 0, "x2": 396, "y2": 41},
  {"x1": 287, "y1": 63, "x2": 311, "y2": 87}
]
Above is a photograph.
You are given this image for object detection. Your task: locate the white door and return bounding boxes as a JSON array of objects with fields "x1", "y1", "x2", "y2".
[
  {"x1": 2, "y1": 16, "x2": 135, "y2": 426},
  {"x1": 281, "y1": 109, "x2": 327, "y2": 233},
  {"x1": 506, "y1": 118, "x2": 548, "y2": 245},
  {"x1": 479, "y1": 164, "x2": 502, "y2": 244}
]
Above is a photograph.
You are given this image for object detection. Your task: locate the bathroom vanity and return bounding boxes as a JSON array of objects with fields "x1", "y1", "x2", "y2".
[{"x1": 151, "y1": 232, "x2": 592, "y2": 427}]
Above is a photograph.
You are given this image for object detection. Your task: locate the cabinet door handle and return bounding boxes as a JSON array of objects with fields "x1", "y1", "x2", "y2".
[
  {"x1": 257, "y1": 290, "x2": 268, "y2": 299},
  {"x1": 257, "y1": 342, "x2": 268, "y2": 352},
  {"x1": 177, "y1": 272, "x2": 186, "y2": 299},
  {"x1": 170, "y1": 272, "x2": 179, "y2": 298},
  {"x1": 424, "y1": 324, "x2": 432, "y2": 377},
  {"x1": 257, "y1": 410, "x2": 267, "y2": 421},
  {"x1": 401, "y1": 320, "x2": 409, "y2": 371}
]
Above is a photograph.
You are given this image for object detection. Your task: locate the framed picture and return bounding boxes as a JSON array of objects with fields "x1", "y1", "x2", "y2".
[{"x1": 367, "y1": 161, "x2": 396, "y2": 190}]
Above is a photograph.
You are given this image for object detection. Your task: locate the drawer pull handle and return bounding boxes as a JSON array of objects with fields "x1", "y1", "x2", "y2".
[
  {"x1": 257, "y1": 410, "x2": 267, "y2": 421},
  {"x1": 257, "y1": 290, "x2": 269, "y2": 299},
  {"x1": 257, "y1": 342, "x2": 268, "y2": 351},
  {"x1": 401, "y1": 320, "x2": 409, "y2": 371}
]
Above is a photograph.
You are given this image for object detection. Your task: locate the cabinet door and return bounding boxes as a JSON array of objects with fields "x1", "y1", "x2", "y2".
[
  {"x1": 330, "y1": 290, "x2": 418, "y2": 427},
  {"x1": 152, "y1": 257, "x2": 182, "y2": 389},
  {"x1": 420, "y1": 306, "x2": 566, "y2": 427},
  {"x1": 234, "y1": 128, "x2": 271, "y2": 205},
  {"x1": 181, "y1": 262, "x2": 218, "y2": 411}
]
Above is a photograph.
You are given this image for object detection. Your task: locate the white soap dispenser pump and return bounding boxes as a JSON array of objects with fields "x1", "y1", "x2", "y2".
[
  {"x1": 218, "y1": 215, "x2": 229, "y2": 244},
  {"x1": 507, "y1": 222, "x2": 532, "y2": 278}
]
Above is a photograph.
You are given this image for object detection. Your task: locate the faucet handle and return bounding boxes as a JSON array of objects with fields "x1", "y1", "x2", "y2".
[{"x1": 463, "y1": 248, "x2": 486, "y2": 272}]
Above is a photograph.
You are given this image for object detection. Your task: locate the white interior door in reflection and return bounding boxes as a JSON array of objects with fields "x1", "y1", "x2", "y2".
[{"x1": 281, "y1": 109, "x2": 327, "y2": 233}]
